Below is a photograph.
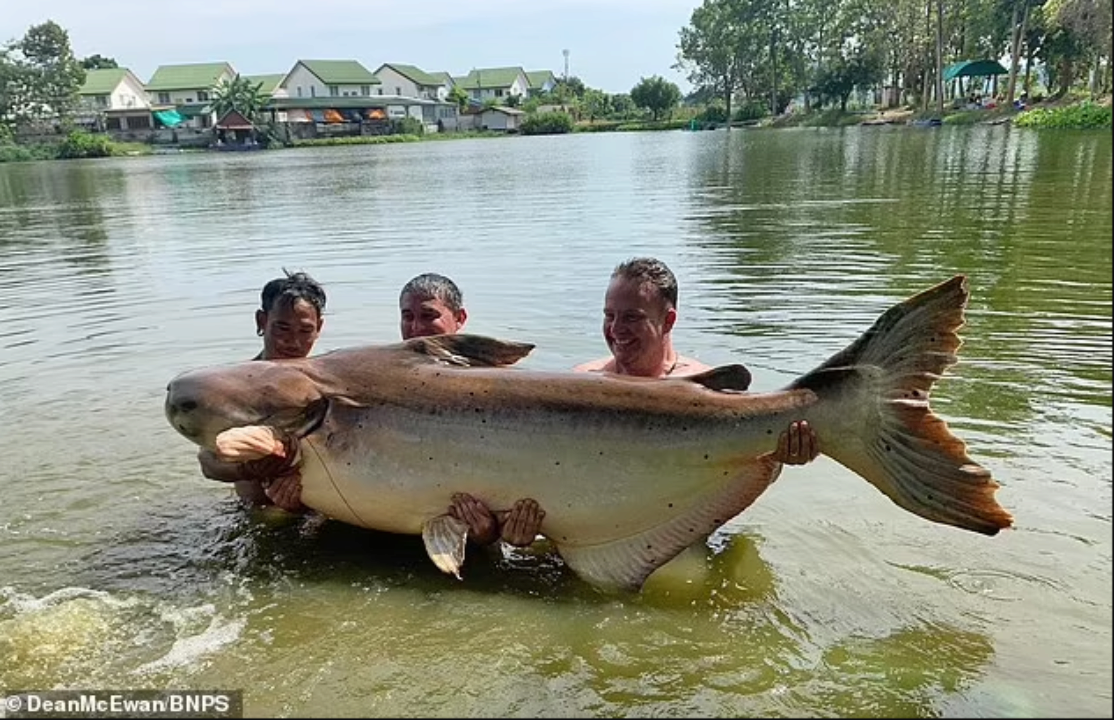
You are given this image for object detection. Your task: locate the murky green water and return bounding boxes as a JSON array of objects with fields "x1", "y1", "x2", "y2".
[{"x1": 1, "y1": 126, "x2": 1110, "y2": 717}]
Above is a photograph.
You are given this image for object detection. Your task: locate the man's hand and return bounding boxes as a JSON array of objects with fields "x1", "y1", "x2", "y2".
[
  {"x1": 214, "y1": 425, "x2": 288, "y2": 462},
  {"x1": 263, "y1": 471, "x2": 308, "y2": 514},
  {"x1": 497, "y1": 498, "x2": 545, "y2": 547},
  {"x1": 775, "y1": 420, "x2": 820, "y2": 465},
  {"x1": 449, "y1": 492, "x2": 500, "y2": 546}
]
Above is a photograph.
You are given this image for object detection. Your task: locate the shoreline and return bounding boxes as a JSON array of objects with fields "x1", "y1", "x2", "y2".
[{"x1": 2, "y1": 97, "x2": 1108, "y2": 165}]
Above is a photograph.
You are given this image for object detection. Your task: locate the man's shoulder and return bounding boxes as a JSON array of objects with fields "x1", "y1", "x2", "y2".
[
  {"x1": 572, "y1": 356, "x2": 614, "y2": 373},
  {"x1": 670, "y1": 355, "x2": 716, "y2": 377}
]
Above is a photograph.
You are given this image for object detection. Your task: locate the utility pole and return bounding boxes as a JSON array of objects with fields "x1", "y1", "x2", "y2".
[{"x1": 562, "y1": 49, "x2": 570, "y2": 81}]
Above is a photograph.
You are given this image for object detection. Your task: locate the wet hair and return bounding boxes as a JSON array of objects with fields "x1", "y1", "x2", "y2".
[
  {"x1": 611, "y1": 257, "x2": 679, "y2": 309},
  {"x1": 399, "y1": 273, "x2": 464, "y2": 313},
  {"x1": 260, "y1": 269, "x2": 327, "y2": 317}
]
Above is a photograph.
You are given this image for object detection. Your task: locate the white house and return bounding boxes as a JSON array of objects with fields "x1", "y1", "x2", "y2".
[
  {"x1": 76, "y1": 67, "x2": 153, "y2": 133},
  {"x1": 145, "y1": 62, "x2": 237, "y2": 129},
  {"x1": 276, "y1": 59, "x2": 380, "y2": 100},
  {"x1": 452, "y1": 67, "x2": 531, "y2": 103},
  {"x1": 373, "y1": 63, "x2": 450, "y2": 101}
]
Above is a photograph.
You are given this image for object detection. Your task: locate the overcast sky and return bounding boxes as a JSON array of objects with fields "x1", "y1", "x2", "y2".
[{"x1": 2, "y1": 0, "x2": 702, "y2": 94}]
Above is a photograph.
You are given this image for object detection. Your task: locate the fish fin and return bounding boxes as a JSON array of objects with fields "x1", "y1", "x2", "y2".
[
  {"x1": 421, "y1": 514, "x2": 470, "y2": 579},
  {"x1": 406, "y1": 334, "x2": 535, "y2": 368},
  {"x1": 791, "y1": 275, "x2": 1013, "y2": 535},
  {"x1": 683, "y1": 364, "x2": 752, "y2": 392},
  {"x1": 555, "y1": 455, "x2": 783, "y2": 593}
]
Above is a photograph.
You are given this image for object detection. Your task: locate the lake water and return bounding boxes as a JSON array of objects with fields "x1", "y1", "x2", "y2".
[{"x1": 1, "y1": 126, "x2": 1110, "y2": 717}]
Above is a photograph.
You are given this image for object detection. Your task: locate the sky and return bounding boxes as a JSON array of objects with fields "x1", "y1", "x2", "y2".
[{"x1": 2, "y1": 0, "x2": 703, "y2": 95}]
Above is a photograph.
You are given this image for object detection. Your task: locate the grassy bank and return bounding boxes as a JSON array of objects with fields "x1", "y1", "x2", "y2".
[{"x1": 0, "y1": 130, "x2": 152, "y2": 164}]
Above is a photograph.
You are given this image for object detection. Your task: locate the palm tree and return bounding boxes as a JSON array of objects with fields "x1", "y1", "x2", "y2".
[{"x1": 211, "y1": 75, "x2": 269, "y2": 123}]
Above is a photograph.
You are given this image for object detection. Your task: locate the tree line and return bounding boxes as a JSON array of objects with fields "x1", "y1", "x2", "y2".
[{"x1": 674, "y1": 0, "x2": 1112, "y2": 119}]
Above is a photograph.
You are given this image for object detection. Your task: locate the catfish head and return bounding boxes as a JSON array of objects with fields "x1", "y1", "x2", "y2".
[{"x1": 165, "y1": 359, "x2": 330, "y2": 451}]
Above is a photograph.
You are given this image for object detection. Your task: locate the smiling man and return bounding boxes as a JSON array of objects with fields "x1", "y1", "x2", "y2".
[{"x1": 574, "y1": 257, "x2": 820, "y2": 465}]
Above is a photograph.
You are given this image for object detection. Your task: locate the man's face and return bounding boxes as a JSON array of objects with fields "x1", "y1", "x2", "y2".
[
  {"x1": 602, "y1": 278, "x2": 676, "y2": 372},
  {"x1": 257, "y1": 299, "x2": 322, "y2": 360},
  {"x1": 399, "y1": 293, "x2": 466, "y2": 339}
]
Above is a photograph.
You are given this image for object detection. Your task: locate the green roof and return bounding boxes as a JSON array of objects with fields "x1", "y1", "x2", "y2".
[
  {"x1": 943, "y1": 59, "x2": 1009, "y2": 82},
  {"x1": 526, "y1": 70, "x2": 556, "y2": 89},
  {"x1": 243, "y1": 74, "x2": 285, "y2": 95},
  {"x1": 299, "y1": 60, "x2": 380, "y2": 85},
  {"x1": 147, "y1": 62, "x2": 233, "y2": 91},
  {"x1": 379, "y1": 63, "x2": 442, "y2": 87},
  {"x1": 430, "y1": 72, "x2": 454, "y2": 86},
  {"x1": 79, "y1": 68, "x2": 128, "y2": 95},
  {"x1": 455, "y1": 67, "x2": 526, "y2": 90},
  {"x1": 267, "y1": 96, "x2": 437, "y2": 110}
]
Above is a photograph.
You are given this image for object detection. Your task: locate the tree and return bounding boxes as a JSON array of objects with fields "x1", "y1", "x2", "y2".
[
  {"x1": 211, "y1": 74, "x2": 269, "y2": 122},
  {"x1": 448, "y1": 85, "x2": 470, "y2": 112},
  {"x1": 581, "y1": 88, "x2": 611, "y2": 121},
  {"x1": 610, "y1": 93, "x2": 636, "y2": 118},
  {"x1": 630, "y1": 75, "x2": 682, "y2": 120},
  {"x1": 677, "y1": 0, "x2": 745, "y2": 123},
  {"x1": 2, "y1": 20, "x2": 85, "y2": 132},
  {"x1": 81, "y1": 54, "x2": 118, "y2": 70}
]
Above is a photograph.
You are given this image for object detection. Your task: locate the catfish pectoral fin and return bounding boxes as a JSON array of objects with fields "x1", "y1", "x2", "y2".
[{"x1": 421, "y1": 514, "x2": 470, "y2": 579}]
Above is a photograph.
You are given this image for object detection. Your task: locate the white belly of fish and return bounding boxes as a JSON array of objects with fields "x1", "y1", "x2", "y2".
[{"x1": 294, "y1": 401, "x2": 787, "y2": 545}]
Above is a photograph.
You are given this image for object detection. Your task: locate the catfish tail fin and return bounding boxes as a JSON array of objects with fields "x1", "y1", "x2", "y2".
[{"x1": 792, "y1": 276, "x2": 1014, "y2": 536}]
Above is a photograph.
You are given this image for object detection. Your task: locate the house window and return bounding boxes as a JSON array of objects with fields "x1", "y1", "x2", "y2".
[
  {"x1": 495, "y1": 89, "x2": 504, "y2": 98},
  {"x1": 197, "y1": 91, "x2": 209, "y2": 102},
  {"x1": 377, "y1": 88, "x2": 383, "y2": 95},
  {"x1": 158, "y1": 92, "x2": 170, "y2": 104},
  {"x1": 329, "y1": 85, "x2": 339, "y2": 97},
  {"x1": 395, "y1": 86, "x2": 401, "y2": 96},
  {"x1": 311, "y1": 86, "x2": 316, "y2": 97},
  {"x1": 297, "y1": 86, "x2": 303, "y2": 97},
  {"x1": 95, "y1": 95, "x2": 108, "y2": 108},
  {"x1": 361, "y1": 85, "x2": 370, "y2": 96}
]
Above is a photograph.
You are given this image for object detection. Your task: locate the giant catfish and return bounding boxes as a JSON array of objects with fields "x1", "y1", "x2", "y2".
[{"x1": 165, "y1": 275, "x2": 1013, "y2": 591}]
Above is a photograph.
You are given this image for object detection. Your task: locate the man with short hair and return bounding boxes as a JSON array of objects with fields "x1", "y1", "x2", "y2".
[
  {"x1": 399, "y1": 272, "x2": 468, "y2": 339},
  {"x1": 574, "y1": 257, "x2": 819, "y2": 465},
  {"x1": 199, "y1": 270, "x2": 327, "y2": 508}
]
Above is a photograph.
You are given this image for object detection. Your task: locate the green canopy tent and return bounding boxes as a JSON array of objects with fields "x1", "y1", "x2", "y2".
[
  {"x1": 944, "y1": 60, "x2": 1009, "y2": 100},
  {"x1": 944, "y1": 59, "x2": 1009, "y2": 82}
]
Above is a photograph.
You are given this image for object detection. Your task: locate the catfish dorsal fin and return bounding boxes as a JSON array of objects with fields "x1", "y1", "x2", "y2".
[
  {"x1": 684, "y1": 364, "x2": 753, "y2": 392},
  {"x1": 406, "y1": 333, "x2": 535, "y2": 368}
]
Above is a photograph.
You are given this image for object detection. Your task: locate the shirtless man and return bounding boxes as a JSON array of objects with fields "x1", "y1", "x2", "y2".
[{"x1": 574, "y1": 257, "x2": 820, "y2": 465}]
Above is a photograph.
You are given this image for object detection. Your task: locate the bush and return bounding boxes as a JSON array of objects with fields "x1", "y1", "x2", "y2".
[
  {"x1": 56, "y1": 130, "x2": 115, "y2": 159},
  {"x1": 700, "y1": 101, "x2": 729, "y2": 123},
  {"x1": 390, "y1": 116, "x2": 425, "y2": 136},
  {"x1": 733, "y1": 101, "x2": 768, "y2": 122},
  {"x1": 521, "y1": 111, "x2": 574, "y2": 135},
  {"x1": 1014, "y1": 101, "x2": 1112, "y2": 129}
]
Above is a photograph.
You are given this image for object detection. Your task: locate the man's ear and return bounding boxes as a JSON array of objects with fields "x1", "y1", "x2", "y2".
[
  {"x1": 255, "y1": 309, "x2": 267, "y2": 335},
  {"x1": 455, "y1": 307, "x2": 468, "y2": 329},
  {"x1": 662, "y1": 307, "x2": 677, "y2": 334}
]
